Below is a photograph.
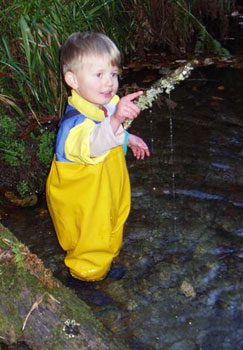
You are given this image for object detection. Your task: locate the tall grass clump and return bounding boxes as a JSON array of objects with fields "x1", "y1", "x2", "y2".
[
  {"x1": 0, "y1": 0, "x2": 134, "y2": 124},
  {"x1": 121, "y1": 0, "x2": 235, "y2": 57}
]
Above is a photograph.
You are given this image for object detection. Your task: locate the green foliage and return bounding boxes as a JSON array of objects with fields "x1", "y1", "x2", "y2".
[
  {"x1": 0, "y1": 115, "x2": 29, "y2": 167},
  {"x1": 195, "y1": 35, "x2": 230, "y2": 56},
  {"x1": 123, "y1": 0, "x2": 234, "y2": 56},
  {"x1": 0, "y1": 0, "x2": 134, "y2": 123},
  {"x1": 173, "y1": 0, "x2": 232, "y2": 56},
  {"x1": 0, "y1": 114, "x2": 16, "y2": 136},
  {"x1": 1, "y1": 140, "x2": 28, "y2": 167},
  {"x1": 0, "y1": 237, "x2": 25, "y2": 269},
  {"x1": 16, "y1": 181, "x2": 31, "y2": 199},
  {"x1": 37, "y1": 130, "x2": 56, "y2": 165}
]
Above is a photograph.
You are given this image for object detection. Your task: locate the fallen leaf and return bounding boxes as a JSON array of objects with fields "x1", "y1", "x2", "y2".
[
  {"x1": 4, "y1": 191, "x2": 38, "y2": 207},
  {"x1": 211, "y1": 95, "x2": 224, "y2": 101},
  {"x1": 142, "y1": 75, "x2": 156, "y2": 83},
  {"x1": 37, "y1": 208, "x2": 48, "y2": 217},
  {"x1": 180, "y1": 280, "x2": 196, "y2": 298},
  {"x1": 204, "y1": 58, "x2": 214, "y2": 66}
]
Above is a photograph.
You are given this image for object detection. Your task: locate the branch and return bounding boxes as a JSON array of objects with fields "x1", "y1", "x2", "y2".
[{"x1": 123, "y1": 62, "x2": 194, "y2": 129}]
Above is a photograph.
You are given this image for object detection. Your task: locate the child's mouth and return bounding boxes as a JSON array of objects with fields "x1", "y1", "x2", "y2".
[{"x1": 102, "y1": 91, "x2": 112, "y2": 98}]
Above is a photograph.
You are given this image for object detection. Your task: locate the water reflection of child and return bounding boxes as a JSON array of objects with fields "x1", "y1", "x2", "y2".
[{"x1": 46, "y1": 32, "x2": 150, "y2": 282}]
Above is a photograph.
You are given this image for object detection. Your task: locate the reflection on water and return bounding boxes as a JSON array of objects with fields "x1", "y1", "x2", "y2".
[{"x1": 1, "y1": 65, "x2": 243, "y2": 350}]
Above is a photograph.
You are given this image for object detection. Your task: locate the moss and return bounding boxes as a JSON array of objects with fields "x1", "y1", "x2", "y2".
[
  {"x1": 51, "y1": 284, "x2": 104, "y2": 329},
  {"x1": 0, "y1": 230, "x2": 101, "y2": 344},
  {"x1": 0, "y1": 224, "x2": 60, "y2": 290},
  {"x1": 0, "y1": 224, "x2": 129, "y2": 349},
  {"x1": 0, "y1": 265, "x2": 22, "y2": 294},
  {"x1": 0, "y1": 288, "x2": 23, "y2": 340},
  {"x1": 0, "y1": 264, "x2": 50, "y2": 338},
  {"x1": 0, "y1": 225, "x2": 22, "y2": 250},
  {"x1": 0, "y1": 311, "x2": 7, "y2": 334}
]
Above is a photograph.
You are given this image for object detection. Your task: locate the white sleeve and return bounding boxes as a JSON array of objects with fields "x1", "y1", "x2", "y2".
[{"x1": 89, "y1": 116, "x2": 125, "y2": 157}]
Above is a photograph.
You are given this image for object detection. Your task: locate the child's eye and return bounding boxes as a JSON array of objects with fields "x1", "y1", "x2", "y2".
[
  {"x1": 96, "y1": 73, "x2": 102, "y2": 78},
  {"x1": 111, "y1": 72, "x2": 118, "y2": 77}
]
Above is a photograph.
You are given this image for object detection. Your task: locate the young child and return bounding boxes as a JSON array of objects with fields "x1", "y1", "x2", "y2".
[{"x1": 46, "y1": 32, "x2": 150, "y2": 282}]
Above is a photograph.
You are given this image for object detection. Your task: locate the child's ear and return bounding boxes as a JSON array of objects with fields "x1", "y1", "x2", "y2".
[{"x1": 64, "y1": 72, "x2": 78, "y2": 89}]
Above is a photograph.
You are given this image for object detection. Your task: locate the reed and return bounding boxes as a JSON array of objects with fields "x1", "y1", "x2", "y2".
[
  {"x1": 121, "y1": 0, "x2": 235, "y2": 56},
  {"x1": 0, "y1": 0, "x2": 132, "y2": 123}
]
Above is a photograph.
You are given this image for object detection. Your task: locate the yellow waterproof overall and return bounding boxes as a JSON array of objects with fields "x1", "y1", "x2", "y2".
[{"x1": 46, "y1": 92, "x2": 131, "y2": 281}]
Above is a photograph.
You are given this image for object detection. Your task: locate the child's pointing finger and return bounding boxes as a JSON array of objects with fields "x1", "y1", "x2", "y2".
[{"x1": 124, "y1": 90, "x2": 143, "y2": 102}]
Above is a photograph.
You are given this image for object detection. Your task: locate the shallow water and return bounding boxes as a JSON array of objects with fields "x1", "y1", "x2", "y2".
[{"x1": 2, "y1": 64, "x2": 243, "y2": 350}]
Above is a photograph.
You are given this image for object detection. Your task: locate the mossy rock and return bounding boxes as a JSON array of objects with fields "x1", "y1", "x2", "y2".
[{"x1": 0, "y1": 224, "x2": 130, "y2": 350}]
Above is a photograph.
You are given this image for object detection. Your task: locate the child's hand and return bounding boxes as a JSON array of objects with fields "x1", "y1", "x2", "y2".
[
  {"x1": 111, "y1": 91, "x2": 143, "y2": 126},
  {"x1": 128, "y1": 133, "x2": 150, "y2": 160}
]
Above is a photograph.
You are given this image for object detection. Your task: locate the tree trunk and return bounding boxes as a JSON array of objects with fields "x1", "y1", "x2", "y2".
[{"x1": 0, "y1": 223, "x2": 130, "y2": 350}]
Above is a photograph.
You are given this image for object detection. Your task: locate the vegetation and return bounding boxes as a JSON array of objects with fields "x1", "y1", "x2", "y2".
[
  {"x1": 125, "y1": 0, "x2": 235, "y2": 56},
  {"x1": 37, "y1": 130, "x2": 56, "y2": 165},
  {"x1": 0, "y1": 0, "x2": 236, "y2": 195},
  {"x1": 0, "y1": 224, "x2": 130, "y2": 350},
  {"x1": 0, "y1": 115, "x2": 29, "y2": 167}
]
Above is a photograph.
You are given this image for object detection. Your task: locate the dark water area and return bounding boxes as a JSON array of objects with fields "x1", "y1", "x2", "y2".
[{"x1": 1, "y1": 63, "x2": 243, "y2": 350}]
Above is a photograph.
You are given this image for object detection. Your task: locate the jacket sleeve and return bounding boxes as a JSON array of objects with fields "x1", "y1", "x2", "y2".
[
  {"x1": 89, "y1": 116, "x2": 125, "y2": 157},
  {"x1": 64, "y1": 119, "x2": 109, "y2": 165}
]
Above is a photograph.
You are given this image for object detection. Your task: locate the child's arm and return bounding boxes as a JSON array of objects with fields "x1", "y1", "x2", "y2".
[
  {"x1": 89, "y1": 116, "x2": 124, "y2": 156},
  {"x1": 110, "y1": 91, "x2": 150, "y2": 159},
  {"x1": 89, "y1": 91, "x2": 143, "y2": 157},
  {"x1": 127, "y1": 133, "x2": 150, "y2": 159},
  {"x1": 89, "y1": 91, "x2": 150, "y2": 159}
]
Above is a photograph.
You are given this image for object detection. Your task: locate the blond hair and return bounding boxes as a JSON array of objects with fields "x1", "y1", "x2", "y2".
[{"x1": 60, "y1": 32, "x2": 121, "y2": 74}]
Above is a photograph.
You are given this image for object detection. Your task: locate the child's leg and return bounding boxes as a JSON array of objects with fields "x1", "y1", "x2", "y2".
[
  {"x1": 47, "y1": 148, "x2": 130, "y2": 282},
  {"x1": 65, "y1": 151, "x2": 131, "y2": 281},
  {"x1": 64, "y1": 187, "x2": 130, "y2": 281}
]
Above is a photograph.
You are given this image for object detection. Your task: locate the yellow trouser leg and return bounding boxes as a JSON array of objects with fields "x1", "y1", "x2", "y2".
[{"x1": 46, "y1": 147, "x2": 131, "y2": 282}]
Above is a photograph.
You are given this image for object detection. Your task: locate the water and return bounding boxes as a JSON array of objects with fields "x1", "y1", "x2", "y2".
[{"x1": 1, "y1": 64, "x2": 243, "y2": 350}]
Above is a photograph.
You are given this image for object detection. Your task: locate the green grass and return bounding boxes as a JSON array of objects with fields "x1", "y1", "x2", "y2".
[{"x1": 0, "y1": 0, "x2": 134, "y2": 124}]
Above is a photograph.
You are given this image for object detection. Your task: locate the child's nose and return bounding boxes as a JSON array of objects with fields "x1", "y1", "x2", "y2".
[{"x1": 105, "y1": 76, "x2": 113, "y2": 86}]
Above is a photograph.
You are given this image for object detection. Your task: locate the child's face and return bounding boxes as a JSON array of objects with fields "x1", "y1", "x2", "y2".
[{"x1": 68, "y1": 53, "x2": 119, "y2": 107}]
